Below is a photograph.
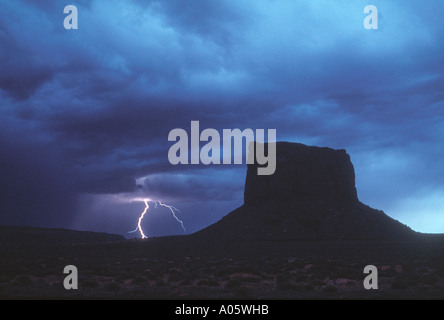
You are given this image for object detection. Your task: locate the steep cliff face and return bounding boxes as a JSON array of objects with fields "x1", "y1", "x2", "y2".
[
  {"x1": 193, "y1": 142, "x2": 414, "y2": 241},
  {"x1": 244, "y1": 142, "x2": 358, "y2": 206}
]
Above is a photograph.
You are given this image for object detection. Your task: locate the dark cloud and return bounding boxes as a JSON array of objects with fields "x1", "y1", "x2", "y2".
[
  {"x1": 0, "y1": 25, "x2": 52, "y2": 99},
  {"x1": 0, "y1": 0, "x2": 443, "y2": 234},
  {"x1": 147, "y1": 0, "x2": 249, "y2": 45},
  {"x1": 0, "y1": 132, "x2": 77, "y2": 227},
  {"x1": 137, "y1": 168, "x2": 245, "y2": 202}
]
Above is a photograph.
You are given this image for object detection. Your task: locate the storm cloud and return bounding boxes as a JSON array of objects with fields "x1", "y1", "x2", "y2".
[{"x1": 0, "y1": 0, "x2": 443, "y2": 235}]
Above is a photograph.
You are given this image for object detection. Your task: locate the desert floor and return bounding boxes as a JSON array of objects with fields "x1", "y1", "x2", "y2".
[{"x1": 1, "y1": 233, "x2": 444, "y2": 299}]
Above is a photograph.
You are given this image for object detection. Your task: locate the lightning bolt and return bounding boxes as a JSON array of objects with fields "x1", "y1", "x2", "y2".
[
  {"x1": 156, "y1": 201, "x2": 186, "y2": 233},
  {"x1": 128, "y1": 199, "x2": 149, "y2": 239},
  {"x1": 128, "y1": 199, "x2": 185, "y2": 238}
]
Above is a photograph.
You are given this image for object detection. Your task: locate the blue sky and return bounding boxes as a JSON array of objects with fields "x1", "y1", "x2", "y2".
[{"x1": 0, "y1": 0, "x2": 443, "y2": 236}]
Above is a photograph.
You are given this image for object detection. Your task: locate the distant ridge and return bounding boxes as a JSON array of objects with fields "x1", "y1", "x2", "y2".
[
  {"x1": 193, "y1": 142, "x2": 415, "y2": 241},
  {"x1": 0, "y1": 225, "x2": 125, "y2": 246}
]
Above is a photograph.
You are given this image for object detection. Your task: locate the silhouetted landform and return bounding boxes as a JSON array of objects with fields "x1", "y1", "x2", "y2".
[
  {"x1": 0, "y1": 225, "x2": 124, "y2": 246},
  {"x1": 1, "y1": 142, "x2": 443, "y2": 299},
  {"x1": 194, "y1": 142, "x2": 414, "y2": 241}
]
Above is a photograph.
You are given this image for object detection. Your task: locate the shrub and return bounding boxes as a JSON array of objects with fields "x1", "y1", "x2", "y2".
[
  {"x1": 14, "y1": 275, "x2": 32, "y2": 285},
  {"x1": 155, "y1": 279, "x2": 167, "y2": 287},
  {"x1": 104, "y1": 281, "x2": 120, "y2": 292},
  {"x1": 236, "y1": 287, "x2": 249, "y2": 298},
  {"x1": 132, "y1": 288, "x2": 145, "y2": 295},
  {"x1": 422, "y1": 274, "x2": 438, "y2": 285},
  {"x1": 309, "y1": 278, "x2": 324, "y2": 286},
  {"x1": 322, "y1": 285, "x2": 338, "y2": 293},
  {"x1": 131, "y1": 276, "x2": 146, "y2": 285},
  {"x1": 179, "y1": 279, "x2": 192, "y2": 286},
  {"x1": 196, "y1": 279, "x2": 219, "y2": 287},
  {"x1": 277, "y1": 280, "x2": 295, "y2": 291},
  {"x1": 82, "y1": 280, "x2": 99, "y2": 288},
  {"x1": 391, "y1": 279, "x2": 408, "y2": 290},
  {"x1": 405, "y1": 273, "x2": 421, "y2": 286},
  {"x1": 225, "y1": 279, "x2": 242, "y2": 288}
]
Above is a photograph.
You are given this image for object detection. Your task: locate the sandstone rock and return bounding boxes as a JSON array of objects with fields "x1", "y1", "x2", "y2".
[
  {"x1": 245, "y1": 142, "x2": 357, "y2": 206},
  {"x1": 194, "y1": 142, "x2": 414, "y2": 241}
]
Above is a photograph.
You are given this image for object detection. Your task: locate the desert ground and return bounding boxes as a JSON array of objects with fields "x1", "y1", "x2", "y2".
[{"x1": 1, "y1": 227, "x2": 443, "y2": 299}]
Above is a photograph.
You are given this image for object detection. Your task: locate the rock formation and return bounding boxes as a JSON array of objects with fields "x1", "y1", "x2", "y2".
[{"x1": 194, "y1": 142, "x2": 414, "y2": 241}]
